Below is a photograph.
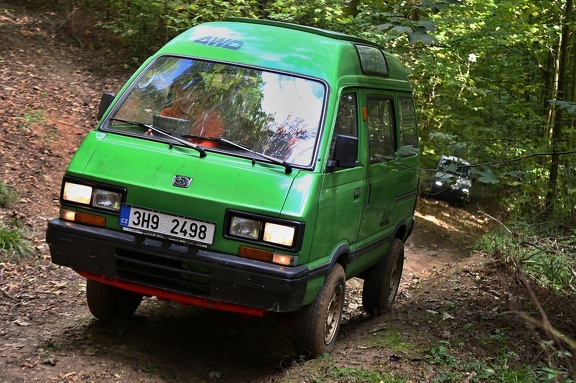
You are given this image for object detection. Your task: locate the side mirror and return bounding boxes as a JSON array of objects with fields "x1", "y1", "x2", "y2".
[
  {"x1": 327, "y1": 135, "x2": 358, "y2": 170},
  {"x1": 97, "y1": 92, "x2": 115, "y2": 121}
]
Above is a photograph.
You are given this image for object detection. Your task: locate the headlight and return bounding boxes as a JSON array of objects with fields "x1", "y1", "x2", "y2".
[
  {"x1": 63, "y1": 182, "x2": 92, "y2": 204},
  {"x1": 263, "y1": 222, "x2": 295, "y2": 247},
  {"x1": 226, "y1": 211, "x2": 302, "y2": 250},
  {"x1": 92, "y1": 189, "x2": 122, "y2": 211},
  {"x1": 230, "y1": 216, "x2": 262, "y2": 240},
  {"x1": 62, "y1": 182, "x2": 122, "y2": 212}
]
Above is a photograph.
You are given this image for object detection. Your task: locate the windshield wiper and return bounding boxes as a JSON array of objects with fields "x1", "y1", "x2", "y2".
[
  {"x1": 109, "y1": 118, "x2": 206, "y2": 158},
  {"x1": 182, "y1": 134, "x2": 292, "y2": 174}
]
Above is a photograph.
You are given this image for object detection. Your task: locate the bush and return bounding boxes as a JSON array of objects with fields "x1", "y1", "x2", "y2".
[
  {"x1": 0, "y1": 222, "x2": 34, "y2": 262},
  {"x1": 0, "y1": 182, "x2": 17, "y2": 208}
]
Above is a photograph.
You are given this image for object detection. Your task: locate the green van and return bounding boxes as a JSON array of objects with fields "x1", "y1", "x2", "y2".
[{"x1": 46, "y1": 18, "x2": 419, "y2": 357}]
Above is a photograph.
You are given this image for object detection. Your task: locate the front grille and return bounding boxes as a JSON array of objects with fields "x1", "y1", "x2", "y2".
[{"x1": 116, "y1": 248, "x2": 211, "y2": 296}]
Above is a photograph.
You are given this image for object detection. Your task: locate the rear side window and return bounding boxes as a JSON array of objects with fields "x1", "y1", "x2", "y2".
[
  {"x1": 398, "y1": 97, "x2": 418, "y2": 152},
  {"x1": 366, "y1": 96, "x2": 395, "y2": 163}
]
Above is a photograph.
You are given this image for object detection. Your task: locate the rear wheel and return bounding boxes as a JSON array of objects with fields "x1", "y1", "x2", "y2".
[
  {"x1": 86, "y1": 279, "x2": 143, "y2": 323},
  {"x1": 293, "y1": 263, "x2": 345, "y2": 357},
  {"x1": 362, "y1": 239, "x2": 404, "y2": 316}
]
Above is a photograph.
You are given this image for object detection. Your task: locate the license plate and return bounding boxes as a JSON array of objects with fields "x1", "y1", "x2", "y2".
[{"x1": 119, "y1": 205, "x2": 215, "y2": 245}]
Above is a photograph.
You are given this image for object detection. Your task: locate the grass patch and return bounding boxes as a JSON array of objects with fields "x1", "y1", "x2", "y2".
[
  {"x1": 0, "y1": 222, "x2": 35, "y2": 262},
  {"x1": 326, "y1": 365, "x2": 406, "y2": 383},
  {"x1": 0, "y1": 183, "x2": 34, "y2": 262},
  {"x1": 362, "y1": 325, "x2": 413, "y2": 353},
  {"x1": 474, "y1": 229, "x2": 576, "y2": 295},
  {"x1": 17, "y1": 108, "x2": 46, "y2": 130},
  {"x1": 423, "y1": 338, "x2": 572, "y2": 383},
  {"x1": 0, "y1": 182, "x2": 17, "y2": 207}
]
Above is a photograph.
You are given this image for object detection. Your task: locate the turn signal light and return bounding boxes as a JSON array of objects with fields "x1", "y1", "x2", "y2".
[
  {"x1": 60, "y1": 209, "x2": 106, "y2": 228},
  {"x1": 238, "y1": 246, "x2": 297, "y2": 266}
]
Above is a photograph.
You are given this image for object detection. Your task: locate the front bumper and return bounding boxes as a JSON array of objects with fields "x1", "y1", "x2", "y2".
[
  {"x1": 429, "y1": 184, "x2": 468, "y2": 202},
  {"x1": 46, "y1": 219, "x2": 314, "y2": 314}
]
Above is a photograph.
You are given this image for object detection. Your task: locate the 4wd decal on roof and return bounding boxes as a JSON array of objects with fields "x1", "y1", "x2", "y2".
[{"x1": 194, "y1": 36, "x2": 244, "y2": 50}]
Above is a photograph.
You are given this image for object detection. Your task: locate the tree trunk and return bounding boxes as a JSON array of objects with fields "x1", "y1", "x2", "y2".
[{"x1": 545, "y1": 0, "x2": 573, "y2": 212}]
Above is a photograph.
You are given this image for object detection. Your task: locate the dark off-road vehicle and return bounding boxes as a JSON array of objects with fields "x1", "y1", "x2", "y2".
[{"x1": 424, "y1": 155, "x2": 472, "y2": 207}]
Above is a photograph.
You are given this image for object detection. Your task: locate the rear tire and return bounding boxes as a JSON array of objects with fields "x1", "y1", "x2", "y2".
[
  {"x1": 293, "y1": 263, "x2": 345, "y2": 358},
  {"x1": 362, "y1": 239, "x2": 404, "y2": 316},
  {"x1": 86, "y1": 279, "x2": 143, "y2": 323}
]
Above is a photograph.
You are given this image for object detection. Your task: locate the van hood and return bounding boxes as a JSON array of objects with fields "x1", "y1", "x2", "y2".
[{"x1": 68, "y1": 132, "x2": 298, "y2": 219}]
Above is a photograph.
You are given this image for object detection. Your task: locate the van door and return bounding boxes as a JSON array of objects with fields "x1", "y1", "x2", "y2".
[
  {"x1": 312, "y1": 91, "x2": 365, "y2": 266},
  {"x1": 356, "y1": 91, "x2": 398, "y2": 245},
  {"x1": 355, "y1": 91, "x2": 419, "y2": 253}
]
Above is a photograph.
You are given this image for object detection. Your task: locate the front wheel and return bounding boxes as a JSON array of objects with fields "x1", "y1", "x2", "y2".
[
  {"x1": 362, "y1": 238, "x2": 404, "y2": 316},
  {"x1": 86, "y1": 279, "x2": 143, "y2": 323},
  {"x1": 292, "y1": 263, "x2": 346, "y2": 358}
]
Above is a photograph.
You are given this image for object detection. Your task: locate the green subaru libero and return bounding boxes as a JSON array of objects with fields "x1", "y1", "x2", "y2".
[{"x1": 46, "y1": 18, "x2": 419, "y2": 357}]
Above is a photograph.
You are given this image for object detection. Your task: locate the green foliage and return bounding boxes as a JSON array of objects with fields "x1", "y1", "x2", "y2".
[
  {"x1": 550, "y1": 100, "x2": 576, "y2": 114},
  {"x1": 79, "y1": 0, "x2": 356, "y2": 62},
  {"x1": 352, "y1": 1, "x2": 445, "y2": 45},
  {"x1": 0, "y1": 182, "x2": 17, "y2": 208},
  {"x1": 165, "y1": 0, "x2": 263, "y2": 35},
  {"x1": 0, "y1": 222, "x2": 34, "y2": 262},
  {"x1": 517, "y1": 228, "x2": 576, "y2": 294},
  {"x1": 323, "y1": 361, "x2": 405, "y2": 383},
  {"x1": 407, "y1": 0, "x2": 576, "y2": 226},
  {"x1": 0, "y1": 183, "x2": 34, "y2": 262},
  {"x1": 475, "y1": 227, "x2": 576, "y2": 295},
  {"x1": 424, "y1": 338, "x2": 544, "y2": 382},
  {"x1": 69, "y1": 0, "x2": 452, "y2": 64},
  {"x1": 17, "y1": 109, "x2": 45, "y2": 130},
  {"x1": 265, "y1": 0, "x2": 351, "y2": 31}
]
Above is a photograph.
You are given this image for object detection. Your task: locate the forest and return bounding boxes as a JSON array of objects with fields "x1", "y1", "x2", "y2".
[{"x1": 0, "y1": 0, "x2": 575, "y2": 381}]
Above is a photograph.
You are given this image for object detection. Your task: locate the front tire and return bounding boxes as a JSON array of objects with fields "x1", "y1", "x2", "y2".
[
  {"x1": 293, "y1": 263, "x2": 346, "y2": 357},
  {"x1": 362, "y1": 239, "x2": 404, "y2": 316},
  {"x1": 86, "y1": 279, "x2": 143, "y2": 323}
]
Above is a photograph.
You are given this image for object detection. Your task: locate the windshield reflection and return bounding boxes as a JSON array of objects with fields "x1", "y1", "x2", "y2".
[{"x1": 106, "y1": 56, "x2": 325, "y2": 167}]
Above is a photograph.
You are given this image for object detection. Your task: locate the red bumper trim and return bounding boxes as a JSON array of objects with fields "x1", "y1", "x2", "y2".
[{"x1": 77, "y1": 271, "x2": 267, "y2": 317}]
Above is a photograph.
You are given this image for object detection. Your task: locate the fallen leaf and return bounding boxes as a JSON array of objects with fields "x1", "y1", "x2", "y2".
[{"x1": 13, "y1": 319, "x2": 31, "y2": 327}]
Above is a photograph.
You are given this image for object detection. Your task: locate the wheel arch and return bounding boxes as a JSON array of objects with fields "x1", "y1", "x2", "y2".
[
  {"x1": 393, "y1": 216, "x2": 414, "y2": 243},
  {"x1": 328, "y1": 241, "x2": 352, "y2": 271}
]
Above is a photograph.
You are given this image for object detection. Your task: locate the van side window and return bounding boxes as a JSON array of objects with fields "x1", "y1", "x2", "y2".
[
  {"x1": 398, "y1": 97, "x2": 418, "y2": 149},
  {"x1": 366, "y1": 97, "x2": 395, "y2": 163},
  {"x1": 330, "y1": 93, "x2": 358, "y2": 158}
]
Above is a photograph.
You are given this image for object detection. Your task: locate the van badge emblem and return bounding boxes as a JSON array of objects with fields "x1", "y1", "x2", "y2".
[{"x1": 173, "y1": 175, "x2": 192, "y2": 188}]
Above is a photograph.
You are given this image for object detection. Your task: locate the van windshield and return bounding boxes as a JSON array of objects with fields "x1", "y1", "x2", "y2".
[
  {"x1": 105, "y1": 56, "x2": 326, "y2": 167},
  {"x1": 439, "y1": 159, "x2": 470, "y2": 177}
]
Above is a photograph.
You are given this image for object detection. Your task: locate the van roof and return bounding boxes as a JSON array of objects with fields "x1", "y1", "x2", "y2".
[{"x1": 156, "y1": 18, "x2": 412, "y2": 91}]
